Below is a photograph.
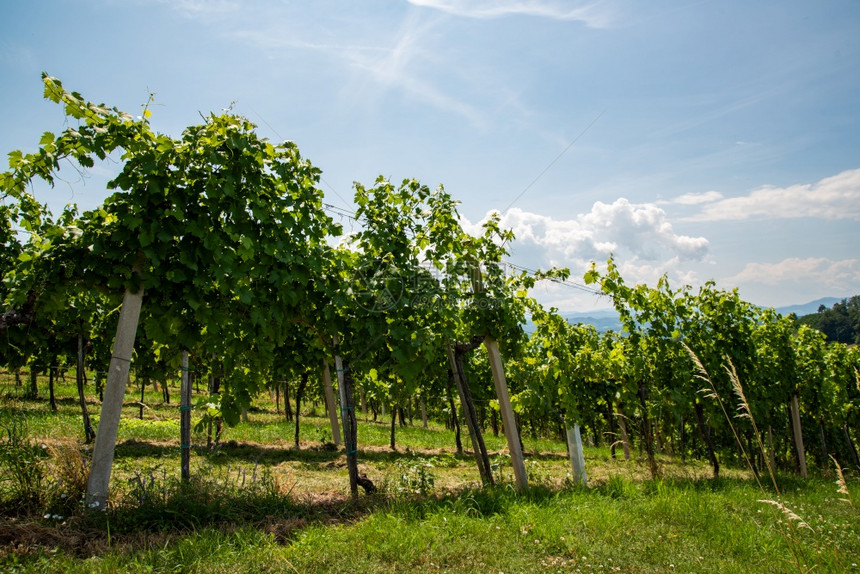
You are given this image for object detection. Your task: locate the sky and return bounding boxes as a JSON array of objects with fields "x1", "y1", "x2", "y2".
[{"x1": 2, "y1": 0, "x2": 859, "y2": 312}]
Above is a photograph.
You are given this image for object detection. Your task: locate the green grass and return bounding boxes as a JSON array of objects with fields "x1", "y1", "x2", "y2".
[
  {"x1": 4, "y1": 480, "x2": 857, "y2": 573},
  {"x1": 1, "y1": 372, "x2": 859, "y2": 573}
]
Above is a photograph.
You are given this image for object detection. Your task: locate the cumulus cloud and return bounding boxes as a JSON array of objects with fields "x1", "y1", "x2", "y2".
[
  {"x1": 461, "y1": 200, "x2": 711, "y2": 311},
  {"x1": 406, "y1": 0, "x2": 618, "y2": 27},
  {"x1": 687, "y1": 168, "x2": 860, "y2": 221},
  {"x1": 464, "y1": 199, "x2": 709, "y2": 265}
]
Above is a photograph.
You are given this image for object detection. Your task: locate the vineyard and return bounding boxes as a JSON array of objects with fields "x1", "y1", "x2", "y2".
[{"x1": 2, "y1": 76, "x2": 860, "y2": 572}]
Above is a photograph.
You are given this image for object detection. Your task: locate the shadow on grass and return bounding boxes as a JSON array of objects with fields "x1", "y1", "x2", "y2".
[
  {"x1": 0, "y1": 480, "x2": 568, "y2": 560},
  {"x1": 112, "y1": 438, "x2": 486, "y2": 467},
  {"x1": 0, "y1": 461, "x2": 815, "y2": 563}
]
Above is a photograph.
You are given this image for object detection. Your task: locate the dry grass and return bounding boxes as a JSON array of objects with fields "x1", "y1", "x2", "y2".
[{"x1": 831, "y1": 454, "x2": 854, "y2": 507}]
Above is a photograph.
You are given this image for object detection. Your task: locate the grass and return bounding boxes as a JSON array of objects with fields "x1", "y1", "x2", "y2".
[
  {"x1": 1, "y1": 371, "x2": 859, "y2": 572},
  {"x1": 4, "y1": 479, "x2": 856, "y2": 573}
]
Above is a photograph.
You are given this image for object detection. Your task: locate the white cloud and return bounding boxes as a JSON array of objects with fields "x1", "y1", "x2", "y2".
[
  {"x1": 523, "y1": 279, "x2": 613, "y2": 313},
  {"x1": 406, "y1": 0, "x2": 618, "y2": 27},
  {"x1": 688, "y1": 168, "x2": 860, "y2": 221},
  {"x1": 232, "y1": 10, "x2": 487, "y2": 127},
  {"x1": 164, "y1": 0, "x2": 238, "y2": 17},
  {"x1": 471, "y1": 200, "x2": 709, "y2": 263},
  {"x1": 144, "y1": 0, "x2": 238, "y2": 19},
  {"x1": 614, "y1": 257, "x2": 700, "y2": 288},
  {"x1": 462, "y1": 200, "x2": 709, "y2": 299},
  {"x1": 666, "y1": 190, "x2": 723, "y2": 205},
  {"x1": 727, "y1": 257, "x2": 860, "y2": 289},
  {"x1": 341, "y1": 12, "x2": 487, "y2": 127},
  {"x1": 459, "y1": 200, "x2": 712, "y2": 311},
  {"x1": 582, "y1": 199, "x2": 709, "y2": 260},
  {"x1": 723, "y1": 257, "x2": 860, "y2": 307}
]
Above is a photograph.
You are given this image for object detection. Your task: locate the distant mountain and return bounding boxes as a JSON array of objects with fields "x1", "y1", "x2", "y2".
[
  {"x1": 523, "y1": 297, "x2": 846, "y2": 334},
  {"x1": 560, "y1": 309, "x2": 622, "y2": 333},
  {"x1": 773, "y1": 297, "x2": 843, "y2": 317},
  {"x1": 793, "y1": 295, "x2": 859, "y2": 344},
  {"x1": 523, "y1": 308, "x2": 621, "y2": 334}
]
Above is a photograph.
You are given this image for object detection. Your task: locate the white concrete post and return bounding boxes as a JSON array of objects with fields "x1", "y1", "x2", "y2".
[
  {"x1": 566, "y1": 423, "x2": 587, "y2": 486},
  {"x1": 85, "y1": 285, "x2": 144, "y2": 509},
  {"x1": 322, "y1": 360, "x2": 342, "y2": 445},
  {"x1": 484, "y1": 337, "x2": 528, "y2": 491}
]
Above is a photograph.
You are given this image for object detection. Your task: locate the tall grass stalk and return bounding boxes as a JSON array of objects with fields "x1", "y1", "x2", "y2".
[
  {"x1": 683, "y1": 345, "x2": 772, "y2": 492},
  {"x1": 830, "y1": 455, "x2": 854, "y2": 507},
  {"x1": 683, "y1": 344, "x2": 821, "y2": 573},
  {"x1": 723, "y1": 360, "x2": 783, "y2": 494}
]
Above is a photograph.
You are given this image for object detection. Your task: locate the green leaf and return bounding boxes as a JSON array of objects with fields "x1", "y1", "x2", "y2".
[{"x1": 39, "y1": 132, "x2": 55, "y2": 146}]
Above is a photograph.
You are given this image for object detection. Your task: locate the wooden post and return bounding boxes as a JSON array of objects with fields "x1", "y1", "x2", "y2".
[
  {"x1": 180, "y1": 350, "x2": 191, "y2": 481},
  {"x1": 322, "y1": 360, "x2": 342, "y2": 445},
  {"x1": 466, "y1": 263, "x2": 526, "y2": 489},
  {"x1": 694, "y1": 399, "x2": 718, "y2": 478},
  {"x1": 447, "y1": 345, "x2": 493, "y2": 485},
  {"x1": 139, "y1": 376, "x2": 145, "y2": 420},
  {"x1": 334, "y1": 352, "x2": 349, "y2": 452},
  {"x1": 335, "y1": 352, "x2": 359, "y2": 495},
  {"x1": 48, "y1": 365, "x2": 57, "y2": 411},
  {"x1": 444, "y1": 366, "x2": 463, "y2": 454},
  {"x1": 27, "y1": 365, "x2": 38, "y2": 399},
  {"x1": 767, "y1": 426, "x2": 777, "y2": 474},
  {"x1": 843, "y1": 423, "x2": 860, "y2": 470},
  {"x1": 617, "y1": 405, "x2": 631, "y2": 461},
  {"x1": 86, "y1": 285, "x2": 144, "y2": 510},
  {"x1": 566, "y1": 423, "x2": 587, "y2": 486},
  {"x1": 484, "y1": 337, "x2": 528, "y2": 491},
  {"x1": 790, "y1": 393, "x2": 808, "y2": 478},
  {"x1": 77, "y1": 332, "x2": 96, "y2": 443},
  {"x1": 817, "y1": 421, "x2": 828, "y2": 466},
  {"x1": 294, "y1": 372, "x2": 308, "y2": 447}
]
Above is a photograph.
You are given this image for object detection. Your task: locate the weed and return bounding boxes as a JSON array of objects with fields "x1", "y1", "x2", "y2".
[
  {"x1": 99, "y1": 459, "x2": 297, "y2": 533},
  {"x1": 0, "y1": 418, "x2": 48, "y2": 511},
  {"x1": 393, "y1": 455, "x2": 436, "y2": 496},
  {"x1": 42, "y1": 442, "x2": 89, "y2": 516},
  {"x1": 600, "y1": 474, "x2": 641, "y2": 500},
  {"x1": 491, "y1": 453, "x2": 512, "y2": 484},
  {"x1": 526, "y1": 458, "x2": 553, "y2": 487},
  {"x1": 429, "y1": 451, "x2": 459, "y2": 468},
  {"x1": 314, "y1": 427, "x2": 337, "y2": 451}
]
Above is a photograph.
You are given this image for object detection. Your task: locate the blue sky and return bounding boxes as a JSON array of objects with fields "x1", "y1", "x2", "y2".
[{"x1": 2, "y1": 0, "x2": 859, "y2": 311}]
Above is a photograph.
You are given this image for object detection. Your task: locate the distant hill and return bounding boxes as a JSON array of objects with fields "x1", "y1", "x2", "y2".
[
  {"x1": 523, "y1": 297, "x2": 847, "y2": 334},
  {"x1": 560, "y1": 309, "x2": 622, "y2": 333},
  {"x1": 793, "y1": 296, "x2": 859, "y2": 345},
  {"x1": 773, "y1": 297, "x2": 843, "y2": 317},
  {"x1": 523, "y1": 309, "x2": 621, "y2": 334}
]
